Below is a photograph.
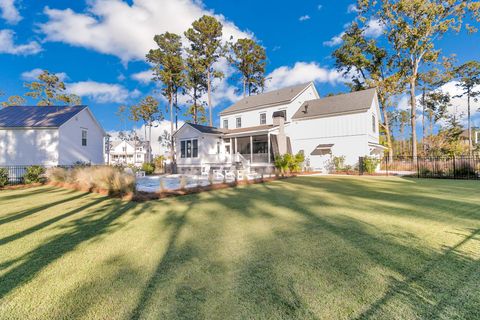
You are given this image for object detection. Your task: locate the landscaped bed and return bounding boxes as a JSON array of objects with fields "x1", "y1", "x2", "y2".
[{"x1": 0, "y1": 176, "x2": 479, "y2": 319}]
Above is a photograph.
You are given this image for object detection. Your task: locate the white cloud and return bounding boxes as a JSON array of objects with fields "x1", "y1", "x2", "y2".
[
  {"x1": 265, "y1": 62, "x2": 344, "y2": 91},
  {"x1": 347, "y1": 4, "x2": 360, "y2": 13},
  {"x1": 67, "y1": 81, "x2": 141, "y2": 104},
  {"x1": 0, "y1": 0, "x2": 21, "y2": 24},
  {"x1": 131, "y1": 70, "x2": 154, "y2": 84},
  {"x1": 323, "y1": 32, "x2": 345, "y2": 47},
  {"x1": 21, "y1": 68, "x2": 68, "y2": 82},
  {"x1": 323, "y1": 18, "x2": 383, "y2": 47},
  {"x1": 299, "y1": 15, "x2": 310, "y2": 22},
  {"x1": 363, "y1": 19, "x2": 384, "y2": 38},
  {"x1": 39, "y1": 0, "x2": 251, "y2": 63},
  {"x1": 0, "y1": 29, "x2": 42, "y2": 55},
  {"x1": 317, "y1": 4, "x2": 323, "y2": 10}
]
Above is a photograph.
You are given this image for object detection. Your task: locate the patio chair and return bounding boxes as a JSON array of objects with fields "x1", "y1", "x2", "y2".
[
  {"x1": 212, "y1": 166, "x2": 225, "y2": 180},
  {"x1": 200, "y1": 165, "x2": 210, "y2": 177},
  {"x1": 224, "y1": 168, "x2": 236, "y2": 180},
  {"x1": 135, "y1": 170, "x2": 146, "y2": 178}
]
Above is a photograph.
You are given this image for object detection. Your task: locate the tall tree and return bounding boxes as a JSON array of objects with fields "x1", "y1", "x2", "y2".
[
  {"x1": 147, "y1": 32, "x2": 185, "y2": 170},
  {"x1": 454, "y1": 60, "x2": 480, "y2": 156},
  {"x1": 333, "y1": 21, "x2": 401, "y2": 158},
  {"x1": 228, "y1": 38, "x2": 267, "y2": 97},
  {"x1": 184, "y1": 46, "x2": 207, "y2": 124},
  {"x1": 359, "y1": 0, "x2": 480, "y2": 158},
  {"x1": 129, "y1": 96, "x2": 163, "y2": 162},
  {"x1": 185, "y1": 15, "x2": 224, "y2": 126},
  {"x1": 24, "y1": 70, "x2": 81, "y2": 106}
]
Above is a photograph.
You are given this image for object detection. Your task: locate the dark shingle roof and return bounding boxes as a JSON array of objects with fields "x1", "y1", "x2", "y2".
[
  {"x1": 0, "y1": 105, "x2": 87, "y2": 128},
  {"x1": 188, "y1": 123, "x2": 224, "y2": 134},
  {"x1": 220, "y1": 82, "x2": 312, "y2": 116},
  {"x1": 292, "y1": 88, "x2": 376, "y2": 120}
]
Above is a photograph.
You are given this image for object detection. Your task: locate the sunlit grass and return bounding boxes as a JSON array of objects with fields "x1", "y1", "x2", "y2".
[{"x1": 0, "y1": 176, "x2": 479, "y2": 319}]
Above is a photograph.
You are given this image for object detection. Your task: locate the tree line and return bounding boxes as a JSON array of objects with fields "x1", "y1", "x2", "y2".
[{"x1": 332, "y1": 0, "x2": 480, "y2": 157}]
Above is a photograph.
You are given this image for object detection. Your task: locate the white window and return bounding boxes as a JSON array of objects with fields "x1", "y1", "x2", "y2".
[
  {"x1": 137, "y1": 154, "x2": 142, "y2": 159},
  {"x1": 223, "y1": 119, "x2": 228, "y2": 129},
  {"x1": 180, "y1": 139, "x2": 198, "y2": 158},
  {"x1": 260, "y1": 113, "x2": 266, "y2": 125},
  {"x1": 372, "y1": 114, "x2": 376, "y2": 133},
  {"x1": 81, "y1": 129, "x2": 87, "y2": 146},
  {"x1": 236, "y1": 117, "x2": 241, "y2": 128},
  {"x1": 122, "y1": 147, "x2": 126, "y2": 152},
  {"x1": 137, "y1": 147, "x2": 142, "y2": 151}
]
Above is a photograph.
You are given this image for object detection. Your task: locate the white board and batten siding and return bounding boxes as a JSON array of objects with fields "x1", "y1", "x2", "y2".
[
  {"x1": 0, "y1": 107, "x2": 105, "y2": 166},
  {"x1": 58, "y1": 108, "x2": 105, "y2": 165},
  {"x1": 175, "y1": 124, "x2": 224, "y2": 168},
  {"x1": 220, "y1": 84, "x2": 319, "y2": 129},
  {"x1": 286, "y1": 95, "x2": 381, "y2": 171}
]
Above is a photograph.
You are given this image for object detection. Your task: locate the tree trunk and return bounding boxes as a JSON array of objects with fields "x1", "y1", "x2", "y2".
[
  {"x1": 207, "y1": 69, "x2": 212, "y2": 127},
  {"x1": 422, "y1": 88, "x2": 426, "y2": 156},
  {"x1": 170, "y1": 92, "x2": 175, "y2": 173},
  {"x1": 243, "y1": 78, "x2": 246, "y2": 98},
  {"x1": 468, "y1": 92, "x2": 472, "y2": 156},
  {"x1": 174, "y1": 91, "x2": 179, "y2": 130},
  {"x1": 383, "y1": 108, "x2": 394, "y2": 159},
  {"x1": 409, "y1": 77, "x2": 417, "y2": 158}
]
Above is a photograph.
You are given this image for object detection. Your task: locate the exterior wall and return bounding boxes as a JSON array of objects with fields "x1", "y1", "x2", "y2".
[
  {"x1": 175, "y1": 125, "x2": 225, "y2": 168},
  {"x1": 220, "y1": 85, "x2": 318, "y2": 129},
  {"x1": 0, "y1": 128, "x2": 59, "y2": 165},
  {"x1": 58, "y1": 108, "x2": 105, "y2": 165},
  {"x1": 366, "y1": 95, "x2": 381, "y2": 144}
]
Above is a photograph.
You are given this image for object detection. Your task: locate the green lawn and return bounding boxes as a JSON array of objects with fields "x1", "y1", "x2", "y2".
[{"x1": 0, "y1": 176, "x2": 479, "y2": 320}]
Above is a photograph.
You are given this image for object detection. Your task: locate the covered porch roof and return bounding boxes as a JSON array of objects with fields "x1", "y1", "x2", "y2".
[{"x1": 223, "y1": 124, "x2": 281, "y2": 138}]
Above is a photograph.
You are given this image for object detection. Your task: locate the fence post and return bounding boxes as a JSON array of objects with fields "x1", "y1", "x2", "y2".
[
  {"x1": 416, "y1": 157, "x2": 420, "y2": 178},
  {"x1": 453, "y1": 155, "x2": 456, "y2": 179},
  {"x1": 359, "y1": 157, "x2": 364, "y2": 175},
  {"x1": 386, "y1": 156, "x2": 389, "y2": 176}
]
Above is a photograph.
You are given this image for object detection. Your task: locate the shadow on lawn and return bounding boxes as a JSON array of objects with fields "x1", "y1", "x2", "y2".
[
  {"x1": 126, "y1": 178, "x2": 480, "y2": 319},
  {"x1": 0, "y1": 196, "x2": 136, "y2": 300}
]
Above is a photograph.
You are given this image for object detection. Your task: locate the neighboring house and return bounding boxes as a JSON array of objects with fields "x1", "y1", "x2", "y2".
[
  {"x1": 174, "y1": 82, "x2": 384, "y2": 173},
  {"x1": 460, "y1": 127, "x2": 480, "y2": 152},
  {"x1": 107, "y1": 140, "x2": 151, "y2": 166},
  {"x1": 0, "y1": 106, "x2": 106, "y2": 166}
]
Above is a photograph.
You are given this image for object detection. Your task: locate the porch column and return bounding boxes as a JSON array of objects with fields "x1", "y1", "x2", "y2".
[
  {"x1": 267, "y1": 132, "x2": 271, "y2": 164},
  {"x1": 250, "y1": 135, "x2": 253, "y2": 163},
  {"x1": 235, "y1": 137, "x2": 238, "y2": 155}
]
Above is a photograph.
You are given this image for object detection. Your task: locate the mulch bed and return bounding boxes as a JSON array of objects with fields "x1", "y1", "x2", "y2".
[{"x1": 0, "y1": 183, "x2": 44, "y2": 190}]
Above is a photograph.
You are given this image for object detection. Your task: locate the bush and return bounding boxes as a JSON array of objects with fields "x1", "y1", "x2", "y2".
[
  {"x1": 23, "y1": 165, "x2": 46, "y2": 184},
  {"x1": 74, "y1": 166, "x2": 135, "y2": 196},
  {"x1": 141, "y1": 163, "x2": 155, "y2": 175},
  {"x1": 333, "y1": 156, "x2": 346, "y2": 171},
  {"x1": 0, "y1": 168, "x2": 8, "y2": 187},
  {"x1": 46, "y1": 167, "x2": 68, "y2": 183},
  {"x1": 361, "y1": 156, "x2": 380, "y2": 174},
  {"x1": 274, "y1": 152, "x2": 305, "y2": 174}
]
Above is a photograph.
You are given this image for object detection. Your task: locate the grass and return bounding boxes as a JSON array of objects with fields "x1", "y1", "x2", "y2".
[{"x1": 0, "y1": 176, "x2": 479, "y2": 319}]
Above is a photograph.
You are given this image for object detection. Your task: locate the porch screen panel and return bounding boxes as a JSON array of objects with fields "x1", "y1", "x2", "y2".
[{"x1": 287, "y1": 137, "x2": 292, "y2": 154}]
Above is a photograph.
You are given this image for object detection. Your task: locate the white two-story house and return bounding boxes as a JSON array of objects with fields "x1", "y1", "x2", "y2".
[
  {"x1": 174, "y1": 82, "x2": 385, "y2": 173},
  {"x1": 107, "y1": 140, "x2": 151, "y2": 166}
]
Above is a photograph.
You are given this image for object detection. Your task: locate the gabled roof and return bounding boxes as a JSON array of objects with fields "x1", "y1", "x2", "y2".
[
  {"x1": 184, "y1": 123, "x2": 225, "y2": 134},
  {"x1": 292, "y1": 88, "x2": 377, "y2": 120},
  {"x1": 220, "y1": 82, "x2": 313, "y2": 116},
  {"x1": 0, "y1": 105, "x2": 87, "y2": 128}
]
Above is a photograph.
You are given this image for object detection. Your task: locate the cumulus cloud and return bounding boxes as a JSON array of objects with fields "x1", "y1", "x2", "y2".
[
  {"x1": 0, "y1": 0, "x2": 21, "y2": 24},
  {"x1": 0, "y1": 29, "x2": 42, "y2": 55},
  {"x1": 67, "y1": 81, "x2": 141, "y2": 104},
  {"x1": 299, "y1": 15, "x2": 310, "y2": 22},
  {"x1": 317, "y1": 4, "x2": 323, "y2": 10},
  {"x1": 323, "y1": 18, "x2": 384, "y2": 47},
  {"x1": 21, "y1": 68, "x2": 68, "y2": 82},
  {"x1": 265, "y1": 62, "x2": 344, "y2": 91},
  {"x1": 347, "y1": 4, "x2": 360, "y2": 13},
  {"x1": 131, "y1": 70, "x2": 154, "y2": 84},
  {"x1": 39, "y1": 0, "x2": 251, "y2": 63}
]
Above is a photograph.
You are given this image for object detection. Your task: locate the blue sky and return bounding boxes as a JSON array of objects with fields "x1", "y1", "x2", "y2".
[{"x1": 0, "y1": 0, "x2": 479, "y2": 134}]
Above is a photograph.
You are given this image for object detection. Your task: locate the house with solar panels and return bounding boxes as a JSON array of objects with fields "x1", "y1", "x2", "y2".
[
  {"x1": 174, "y1": 82, "x2": 385, "y2": 173},
  {"x1": 0, "y1": 106, "x2": 106, "y2": 166}
]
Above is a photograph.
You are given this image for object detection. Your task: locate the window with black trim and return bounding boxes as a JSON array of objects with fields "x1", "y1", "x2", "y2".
[
  {"x1": 180, "y1": 139, "x2": 198, "y2": 158},
  {"x1": 223, "y1": 119, "x2": 228, "y2": 129},
  {"x1": 81, "y1": 130, "x2": 87, "y2": 146}
]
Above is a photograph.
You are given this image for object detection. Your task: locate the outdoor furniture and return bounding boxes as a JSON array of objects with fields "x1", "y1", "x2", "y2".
[
  {"x1": 136, "y1": 171, "x2": 146, "y2": 177},
  {"x1": 212, "y1": 166, "x2": 225, "y2": 180},
  {"x1": 200, "y1": 165, "x2": 210, "y2": 177}
]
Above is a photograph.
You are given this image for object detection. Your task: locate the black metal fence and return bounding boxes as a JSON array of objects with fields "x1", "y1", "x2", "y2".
[
  {"x1": 0, "y1": 165, "x2": 75, "y2": 186},
  {"x1": 380, "y1": 156, "x2": 480, "y2": 180}
]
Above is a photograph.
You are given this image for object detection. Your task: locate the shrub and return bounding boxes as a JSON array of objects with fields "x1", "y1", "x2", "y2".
[
  {"x1": 141, "y1": 163, "x2": 155, "y2": 175},
  {"x1": 274, "y1": 152, "x2": 305, "y2": 174},
  {"x1": 0, "y1": 168, "x2": 8, "y2": 187},
  {"x1": 74, "y1": 166, "x2": 135, "y2": 196},
  {"x1": 46, "y1": 167, "x2": 68, "y2": 183},
  {"x1": 23, "y1": 165, "x2": 46, "y2": 184},
  {"x1": 274, "y1": 155, "x2": 289, "y2": 174},
  {"x1": 361, "y1": 156, "x2": 380, "y2": 174},
  {"x1": 333, "y1": 156, "x2": 346, "y2": 171}
]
